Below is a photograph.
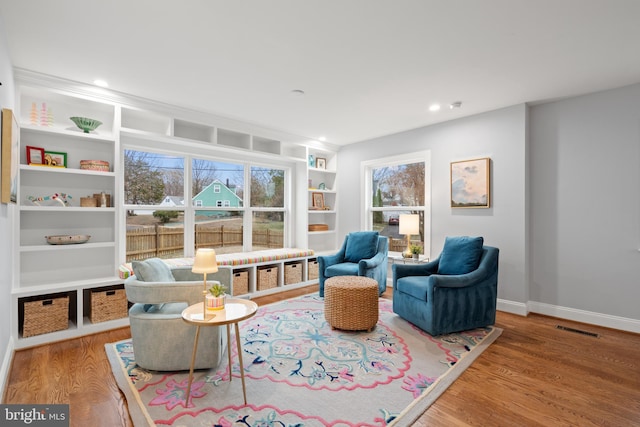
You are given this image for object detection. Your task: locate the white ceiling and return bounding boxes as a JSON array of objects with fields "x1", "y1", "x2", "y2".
[{"x1": 1, "y1": 0, "x2": 639, "y2": 146}]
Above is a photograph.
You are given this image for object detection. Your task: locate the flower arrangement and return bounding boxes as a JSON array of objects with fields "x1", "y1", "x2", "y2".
[{"x1": 410, "y1": 244, "x2": 422, "y2": 255}]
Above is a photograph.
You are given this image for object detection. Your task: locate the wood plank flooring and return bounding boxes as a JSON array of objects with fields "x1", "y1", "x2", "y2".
[{"x1": 4, "y1": 285, "x2": 639, "y2": 426}]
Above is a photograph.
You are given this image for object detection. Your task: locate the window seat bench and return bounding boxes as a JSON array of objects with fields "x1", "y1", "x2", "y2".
[{"x1": 120, "y1": 248, "x2": 318, "y2": 297}]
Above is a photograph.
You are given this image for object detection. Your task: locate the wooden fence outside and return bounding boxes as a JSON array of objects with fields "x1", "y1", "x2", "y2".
[{"x1": 126, "y1": 224, "x2": 283, "y2": 261}]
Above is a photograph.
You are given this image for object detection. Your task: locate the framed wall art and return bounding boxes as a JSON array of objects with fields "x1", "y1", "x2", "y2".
[
  {"x1": 315, "y1": 157, "x2": 326, "y2": 169},
  {"x1": 450, "y1": 157, "x2": 490, "y2": 208},
  {"x1": 44, "y1": 150, "x2": 67, "y2": 167},
  {"x1": 311, "y1": 192, "x2": 325, "y2": 209},
  {"x1": 26, "y1": 146, "x2": 45, "y2": 165},
  {"x1": 1, "y1": 109, "x2": 19, "y2": 203}
]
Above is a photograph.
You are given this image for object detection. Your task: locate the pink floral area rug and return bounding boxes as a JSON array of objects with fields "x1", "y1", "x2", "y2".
[{"x1": 106, "y1": 294, "x2": 501, "y2": 427}]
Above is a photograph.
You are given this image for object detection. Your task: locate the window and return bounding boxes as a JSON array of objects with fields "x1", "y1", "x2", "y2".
[
  {"x1": 123, "y1": 148, "x2": 290, "y2": 261},
  {"x1": 363, "y1": 152, "x2": 430, "y2": 258},
  {"x1": 250, "y1": 166, "x2": 286, "y2": 250},
  {"x1": 124, "y1": 149, "x2": 185, "y2": 260},
  {"x1": 192, "y1": 158, "x2": 244, "y2": 255}
]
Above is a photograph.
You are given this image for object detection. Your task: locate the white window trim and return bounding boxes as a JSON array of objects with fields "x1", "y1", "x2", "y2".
[{"x1": 361, "y1": 150, "x2": 431, "y2": 259}]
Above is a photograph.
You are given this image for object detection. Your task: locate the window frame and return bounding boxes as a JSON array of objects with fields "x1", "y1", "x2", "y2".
[
  {"x1": 121, "y1": 142, "x2": 293, "y2": 259},
  {"x1": 361, "y1": 151, "x2": 431, "y2": 259}
]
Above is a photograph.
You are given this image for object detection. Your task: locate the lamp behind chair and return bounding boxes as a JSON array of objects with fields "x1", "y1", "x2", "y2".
[
  {"x1": 399, "y1": 214, "x2": 419, "y2": 258},
  {"x1": 192, "y1": 248, "x2": 218, "y2": 319}
]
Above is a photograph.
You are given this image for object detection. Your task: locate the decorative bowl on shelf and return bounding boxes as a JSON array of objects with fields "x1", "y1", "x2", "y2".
[
  {"x1": 70, "y1": 116, "x2": 102, "y2": 133},
  {"x1": 45, "y1": 234, "x2": 91, "y2": 245}
]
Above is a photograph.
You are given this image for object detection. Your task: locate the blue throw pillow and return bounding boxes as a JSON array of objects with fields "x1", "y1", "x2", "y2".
[
  {"x1": 132, "y1": 258, "x2": 175, "y2": 282},
  {"x1": 344, "y1": 231, "x2": 379, "y2": 262},
  {"x1": 437, "y1": 236, "x2": 484, "y2": 275}
]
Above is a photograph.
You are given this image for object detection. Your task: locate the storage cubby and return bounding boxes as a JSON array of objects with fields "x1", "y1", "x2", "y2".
[
  {"x1": 19, "y1": 87, "x2": 115, "y2": 137},
  {"x1": 121, "y1": 107, "x2": 172, "y2": 135},
  {"x1": 174, "y1": 119, "x2": 215, "y2": 142},
  {"x1": 217, "y1": 128, "x2": 251, "y2": 150},
  {"x1": 19, "y1": 291, "x2": 76, "y2": 338},
  {"x1": 83, "y1": 284, "x2": 128, "y2": 325},
  {"x1": 252, "y1": 136, "x2": 281, "y2": 155}
]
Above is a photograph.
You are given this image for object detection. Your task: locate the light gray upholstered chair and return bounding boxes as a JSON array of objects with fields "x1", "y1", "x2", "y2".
[{"x1": 124, "y1": 258, "x2": 232, "y2": 371}]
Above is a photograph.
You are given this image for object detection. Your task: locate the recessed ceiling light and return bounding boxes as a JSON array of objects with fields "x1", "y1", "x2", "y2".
[
  {"x1": 429, "y1": 104, "x2": 441, "y2": 112},
  {"x1": 318, "y1": 136, "x2": 326, "y2": 142},
  {"x1": 291, "y1": 89, "x2": 305, "y2": 96},
  {"x1": 93, "y1": 79, "x2": 109, "y2": 88},
  {"x1": 449, "y1": 101, "x2": 462, "y2": 109}
]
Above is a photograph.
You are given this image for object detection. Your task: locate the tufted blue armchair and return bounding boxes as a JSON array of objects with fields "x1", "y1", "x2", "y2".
[
  {"x1": 318, "y1": 231, "x2": 388, "y2": 297},
  {"x1": 392, "y1": 236, "x2": 499, "y2": 336}
]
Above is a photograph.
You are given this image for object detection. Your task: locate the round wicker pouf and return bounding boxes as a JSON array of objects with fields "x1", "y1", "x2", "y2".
[{"x1": 324, "y1": 276, "x2": 379, "y2": 331}]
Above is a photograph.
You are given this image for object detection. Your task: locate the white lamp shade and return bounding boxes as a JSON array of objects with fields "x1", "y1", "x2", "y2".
[
  {"x1": 191, "y1": 248, "x2": 219, "y2": 273},
  {"x1": 399, "y1": 214, "x2": 420, "y2": 235}
]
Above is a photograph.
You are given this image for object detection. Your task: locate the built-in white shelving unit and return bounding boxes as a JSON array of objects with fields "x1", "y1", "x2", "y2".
[{"x1": 11, "y1": 72, "x2": 339, "y2": 348}]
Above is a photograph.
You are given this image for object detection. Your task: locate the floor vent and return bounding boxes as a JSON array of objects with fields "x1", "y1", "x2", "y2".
[{"x1": 556, "y1": 325, "x2": 599, "y2": 338}]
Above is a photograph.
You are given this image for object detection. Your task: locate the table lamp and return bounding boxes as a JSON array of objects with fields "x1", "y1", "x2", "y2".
[
  {"x1": 192, "y1": 248, "x2": 218, "y2": 319},
  {"x1": 399, "y1": 214, "x2": 419, "y2": 258}
]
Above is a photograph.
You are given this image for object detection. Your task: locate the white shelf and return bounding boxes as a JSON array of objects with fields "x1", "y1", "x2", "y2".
[{"x1": 20, "y1": 242, "x2": 116, "y2": 252}]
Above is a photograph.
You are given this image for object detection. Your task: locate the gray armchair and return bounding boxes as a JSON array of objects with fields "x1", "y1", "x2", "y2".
[
  {"x1": 318, "y1": 231, "x2": 388, "y2": 297},
  {"x1": 392, "y1": 236, "x2": 499, "y2": 336},
  {"x1": 124, "y1": 258, "x2": 232, "y2": 371}
]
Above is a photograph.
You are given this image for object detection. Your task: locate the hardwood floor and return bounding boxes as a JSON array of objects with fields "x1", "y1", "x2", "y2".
[{"x1": 4, "y1": 285, "x2": 639, "y2": 426}]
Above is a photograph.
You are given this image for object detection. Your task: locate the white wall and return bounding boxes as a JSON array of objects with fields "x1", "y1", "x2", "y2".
[
  {"x1": 529, "y1": 83, "x2": 640, "y2": 327},
  {"x1": 0, "y1": 15, "x2": 16, "y2": 392},
  {"x1": 338, "y1": 85, "x2": 640, "y2": 332},
  {"x1": 338, "y1": 104, "x2": 529, "y2": 308}
]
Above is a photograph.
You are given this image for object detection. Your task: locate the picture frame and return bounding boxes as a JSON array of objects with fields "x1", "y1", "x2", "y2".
[
  {"x1": 44, "y1": 151, "x2": 67, "y2": 168},
  {"x1": 450, "y1": 157, "x2": 490, "y2": 208},
  {"x1": 315, "y1": 157, "x2": 326, "y2": 169},
  {"x1": 1, "y1": 109, "x2": 19, "y2": 203},
  {"x1": 311, "y1": 192, "x2": 325, "y2": 208},
  {"x1": 26, "y1": 146, "x2": 45, "y2": 165}
]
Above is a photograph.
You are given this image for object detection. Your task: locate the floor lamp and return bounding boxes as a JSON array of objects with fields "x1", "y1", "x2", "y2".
[
  {"x1": 399, "y1": 214, "x2": 419, "y2": 258},
  {"x1": 192, "y1": 248, "x2": 218, "y2": 320}
]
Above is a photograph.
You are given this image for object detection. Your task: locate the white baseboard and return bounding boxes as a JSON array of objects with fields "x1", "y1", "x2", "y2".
[
  {"x1": 0, "y1": 337, "x2": 15, "y2": 400},
  {"x1": 497, "y1": 298, "x2": 528, "y2": 316},
  {"x1": 528, "y1": 301, "x2": 640, "y2": 334}
]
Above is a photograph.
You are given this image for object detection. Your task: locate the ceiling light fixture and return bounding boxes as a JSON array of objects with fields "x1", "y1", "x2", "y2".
[
  {"x1": 449, "y1": 101, "x2": 462, "y2": 109},
  {"x1": 429, "y1": 104, "x2": 441, "y2": 112},
  {"x1": 291, "y1": 89, "x2": 305, "y2": 97},
  {"x1": 93, "y1": 79, "x2": 109, "y2": 88}
]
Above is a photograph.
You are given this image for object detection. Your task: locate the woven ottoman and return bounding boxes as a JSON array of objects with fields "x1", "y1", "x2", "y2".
[{"x1": 324, "y1": 276, "x2": 379, "y2": 331}]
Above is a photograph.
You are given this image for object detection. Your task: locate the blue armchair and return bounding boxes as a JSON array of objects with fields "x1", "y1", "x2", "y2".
[
  {"x1": 392, "y1": 236, "x2": 499, "y2": 336},
  {"x1": 318, "y1": 231, "x2": 388, "y2": 297}
]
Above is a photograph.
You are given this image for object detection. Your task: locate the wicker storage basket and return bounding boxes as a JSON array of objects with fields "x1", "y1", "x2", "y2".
[
  {"x1": 80, "y1": 196, "x2": 98, "y2": 207},
  {"x1": 80, "y1": 160, "x2": 110, "y2": 172},
  {"x1": 308, "y1": 258, "x2": 319, "y2": 280},
  {"x1": 232, "y1": 270, "x2": 249, "y2": 295},
  {"x1": 308, "y1": 223, "x2": 329, "y2": 232},
  {"x1": 284, "y1": 261, "x2": 302, "y2": 285},
  {"x1": 90, "y1": 288, "x2": 128, "y2": 323},
  {"x1": 257, "y1": 265, "x2": 278, "y2": 290},
  {"x1": 23, "y1": 296, "x2": 69, "y2": 337}
]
